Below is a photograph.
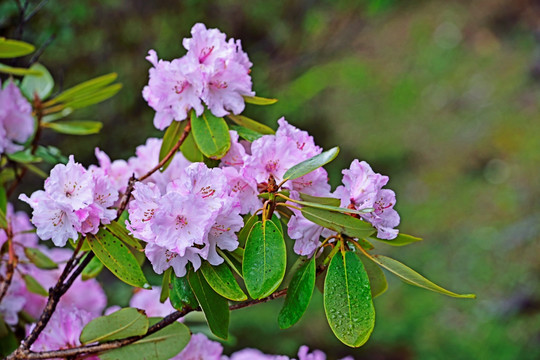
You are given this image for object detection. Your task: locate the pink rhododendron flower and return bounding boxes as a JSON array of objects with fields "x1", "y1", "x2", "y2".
[
  {"x1": 0, "y1": 277, "x2": 26, "y2": 326},
  {"x1": 129, "y1": 287, "x2": 174, "y2": 318},
  {"x1": 0, "y1": 203, "x2": 38, "y2": 261},
  {"x1": 0, "y1": 80, "x2": 34, "y2": 154},
  {"x1": 176, "y1": 333, "x2": 223, "y2": 360},
  {"x1": 90, "y1": 148, "x2": 131, "y2": 194}
]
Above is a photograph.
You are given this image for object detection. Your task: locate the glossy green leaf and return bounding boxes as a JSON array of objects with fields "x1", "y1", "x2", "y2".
[
  {"x1": 159, "y1": 120, "x2": 185, "y2": 171},
  {"x1": 243, "y1": 220, "x2": 287, "y2": 299},
  {"x1": 0, "y1": 63, "x2": 41, "y2": 76},
  {"x1": 23, "y1": 163, "x2": 47, "y2": 178},
  {"x1": 24, "y1": 248, "x2": 57, "y2": 270},
  {"x1": 80, "y1": 308, "x2": 148, "y2": 344},
  {"x1": 20, "y1": 63, "x2": 54, "y2": 100},
  {"x1": 35, "y1": 145, "x2": 68, "y2": 164},
  {"x1": 291, "y1": 199, "x2": 372, "y2": 216},
  {"x1": 105, "y1": 221, "x2": 143, "y2": 250},
  {"x1": 0, "y1": 206, "x2": 7, "y2": 230},
  {"x1": 284, "y1": 147, "x2": 339, "y2": 180},
  {"x1": 51, "y1": 73, "x2": 118, "y2": 104},
  {"x1": 191, "y1": 112, "x2": 231, "y2": 159},
  {"x1": 270, "y1": 213, "x2": 283, "y2": 235},
  {"x1": 188, "y1": 270, "x2": 230, "y2": 339},
  {"x1": 301, "y1": 207, "x2": 375, "y2": 239},
  {"x1": 227, "y1": 114, "x2": 275, "y2": 135},
  {"x1": 22, "y1": 274, "x2": 48, "y2": 296},
  {"x1": 218, "y1": 248, "x2": 243, "y2": 277},
  {"x1": 357, "y1": 252, "x2": 387, "y2": 298},
  {"x1": 87, "y1": 229, "x2": 150, "y2": 289},
  {"x1": 324, "y1": 251, "x2": 375, "y2": 347},
  {"x1": 201, "y1": 262, "x2": 247, "y2": 301},
  {"x1": 160, "y1": 268, "x2": 171, "y2": 303},
  {"x1": 63, "y1": 83, "x2": 122, "y2": 109},
  {"x1": 169, "y1": 275, "x2": 198, "y2": 310},
  {"x1": 299, "y1": 193, "x2": 340, "y2": 207},
  {"x1": 43, "y1": 120, "x2": 102, "y2": 135},
  {"x1": 180, "y1": 131, "x2": 203, "y2": 162},
  {"x1": 82, "y1": 255, "x2": 104, "y2": 280},
  {"x1": 369, "y1": 233, "x2": 423, "y2": 246},
  {"x1": 243, "y1": 95, "x2": 278, "y2": 105},
  {"x1": 0, "y1": 38, "x2": 35, "y2": 58},
  {"x1": 238, "y1": 214, "x2": 258, "y2": 247},
  {"x1": 0, "y1": 186, "x2": 7, "y2": 213},
  {"x1": 229, "y1": 124, "x2": 263, "y2": 141},
  {"x1": 278, "y1": 257, "x2": 316, "y2": 329},
  {"x1": 100, "y1": 317, "x2": 190, "y2": 360},
  {"x1": 371, "y1": 255, "x2": 476, "y2": 299},
  {"x1": 7, "y1": 149, "x2": 42, "y2": 164}
]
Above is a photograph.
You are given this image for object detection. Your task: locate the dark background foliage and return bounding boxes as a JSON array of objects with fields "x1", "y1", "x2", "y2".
[{"x1": 2, "y1": 0, "x2": 540, "y2": 358}]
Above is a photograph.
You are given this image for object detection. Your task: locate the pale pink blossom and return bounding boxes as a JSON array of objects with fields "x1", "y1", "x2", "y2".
[
  {"x1": 129, "y1": 287, "x2": 174, "y2": 318},
  {"x1": 175, "y1": 333, "x2": 223, "y2": 360},
  {"x1": 0, "y1": 80, "x2": 34, "y2": 154}
]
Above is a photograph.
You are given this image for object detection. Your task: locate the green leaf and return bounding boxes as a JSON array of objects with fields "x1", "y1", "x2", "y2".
[
  {"x1": 105, "y1": 221, "x2": 143, "y2": 250},
  {"x1": 159, "y1": 120, "x2": 185, "y2": 171},
  {"x1": 357, "y1": 252, "x2": 387, "y2": 298},
  {"x1": 191, "y1": 111, "x2": 231, "y2": 159},
  {"x1": 243, "y1": 220, "x2": 287, "y2": 299},
  {"x1": 291, "y1": 199, "x2": 372, "y2": 216},
  {"x1": 20, "y1": 63, "x2": 54, "y2": 100},
  {"x1": 100, "y1": 317, "x2": 190, "y2": 360},
  {"x1": 371, "y1": 255, "x2": 476, "y2": 299},
  {"x1": 51, "y1": 73, "x2": 118, "y2": 104},
  {"x1": 24, "y1": 248, "x2": 58, "y2": 270},
  {"x1": 278, "y1": 257, "x2": 316, "y2": 329},
  {"x1": 0, "y1": 207, "x2": 7, "y2": 229},
  {"x1": 22, "y1": 274, "x2": 48, "y2": 296},
  {"x1": 299, "y1": 193, "x2": 340, "y2": 207},
  {"x1": 41, "y1": 108, "x2": 74, "y2": 123},
  {"x1": 227, "y1": 114, "x2": 275, "y2": 135},
  {"x1": 0, "y1": 38, "x2": 35, "y2": 58},
  {"x1": 188, "y1": 270, "x2": 230, "y2": 339},
  {"x1": 283, "y1": 147, "x2": 340, "y2": 180},
  {"x1": 82, "y1": 255, "x2": 104, "y2": 280},
  {"x1": 6, "y1": 149, "x2": 41, "y2": 164},
  {"x1": 169, "y1": 275, "x2": 198, "y2": 310},
  {"x1": 270, "y1": 213, "x2": 283, "y2": 235},
  {"x1": 243, "y1": 95, "x2": 278, "y2": 105},
  {"x1": 43, "y1": 120, "x2": 102, "y2": 135},
  {"x1": 369, "y1": 233, "x2": 422, "y2": 246},
  {"x1": 80, "y1": 308, "x2": 148, "y2": 344},
  {"x1": 87, "y1": 229, "x2": 150, "y2": 289},
  {"x1": 200, "y1": 262, "x2": 247, "y2": 301},
  {"x1": 229, "y1": 124, "x2": 263, "y2": 141},
  {"x1": 301, "y1": 207, "x2": 375, "y2": 239},
  {"x1": 324, "y1": 251, "x2": 375, "y2": 347},
  {"x1": 63, "y1": 83, "x2": 122, "y2": 109},
  {"x1": 35, "y1": 145, "x2": 68, "y2": 164},
  {"x1": 238, "y1": 214, "x2": 258, "y2": 248},
  {"x1": 23, "y1": 163, "x2": 47, "y2": 178},
  {"x1": 218, "y1": 249, "x2": 243, "y2": 277},
  {"x1": 180, "y1": 131, "x2": 203, "y2": 162},
  {"x1": 0, "y1": 63, "x2": 41, "y2": 76},
  {"x1": 160, "y1": 268, "x2": 171, "y2": 303},
  {"x1": 0, "y1": 186, "x2": 7, "y2": 213}
]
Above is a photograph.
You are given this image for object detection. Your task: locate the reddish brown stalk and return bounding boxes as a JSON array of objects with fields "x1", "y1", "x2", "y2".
[{"x1": 0, "y1": 225, "x2": 17, "y2": 304}]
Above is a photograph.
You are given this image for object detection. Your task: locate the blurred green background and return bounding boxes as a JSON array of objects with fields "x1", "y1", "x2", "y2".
[{"x1": 2, "y1": 0, "x2": 540, "y2": 358}]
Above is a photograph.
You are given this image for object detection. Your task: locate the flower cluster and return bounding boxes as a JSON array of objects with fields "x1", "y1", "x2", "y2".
[
  {"x1": 0, "y1": 80, "x2": 34, "y2": 154},
  {"x1": 19, "y1": 156, "x2": 119, "y2": 247},
  {"x1": 143, "y1": 23, "x2": 254, "y2": 130},
  {"x1": 128, "y1": 162, "x2": 243, "y2": 277}
]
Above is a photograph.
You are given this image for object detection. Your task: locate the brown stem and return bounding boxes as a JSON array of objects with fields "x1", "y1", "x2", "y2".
[{"x1": 0, "y1": 225, "x2": 17, "y2": 304}]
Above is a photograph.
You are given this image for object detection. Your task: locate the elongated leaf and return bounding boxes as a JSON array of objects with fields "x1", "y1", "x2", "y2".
[
  {"x1": 270, "y1": 213, "x2": 283, "y2": 235},
  {"x1": 227, "y1": 114, "x2": 274, "y2": 135},
  {"x1": 301, "y1": 207, "x2": 375, "y2": 239},
  {"x1": 188, "y1": 270, "x2": 230, "y2": 339},
  {"x1": 229, "y1": 124, "x2": 263, "y2": 141},
  {"x1": 21, "y1": 63, "x2": 54, "y2": 100},
  {"x1": 44, "y1": 121, "x2": 102, "y2": 135},
  {"x1": 169, "y1": 275, "x2": 198, "y2": 310},
  {"x1": 371, "y1": 255, "x2": 476, "y2": 299},
  {"x1": 0, "y1": 187, "x2": 6, "y2": 213},
  {"x1": 0, "y1": 38, "x2": 35, "y2": 58},
  {"x1": 7, "y1": 149, "x2": 42, "y2": 164},
  {"x1": 0, "y1": 205, "x2": 6, "y2": 229},
  {"x1": 35, "y1": 145, "x2": 68, "y2": 164},
  {"x1": 369, "y1": 233, "x2": 422, "y2": 247},
  {"x1": 180, "y1": 131, "x2": 203, "y2": 162},
  {"x1": 191, "y1": 112, "x2": 231, "y2": 159},
  {"x1": 23, "y1": 163, "x2": 47, "y2": 178},
  {"x1": 64, "y1": 83, "x2": 122, "y2": 109},
  {"x1": 324, "y1": 251, "x2": 375, "y2": 347},
  {"x1": 292, "y1": 199, "x2": 372, "y2": 216},
  {"x1": 87, "y1": 229, "x2": 150, "y2": 288},
  {"x1": 22, "y1": 274, "x2": 48, "y2": 296},
  {"x1": 218, "y1": 248, "x2": 243, "y2": 277},
  {"x1": 105, "y1": 221, "x2": 143, "y2": 250},
  {"x1": 159, "y1": 120, "x2": 185, "y2": 171},
  {"x1": 299, "y1": 193, "x2": 340, "y2": 207},
  {"x1": 201, "y1": 262, "x2": 247, "y2": 301},
  {"x1": 100, "y1": 317, "x2": 190, "y2": 360},
  {"x1": 0, "y1": 63, "x2": 41, "y2": 76},
  {"x1": 160, "y1": 268, "x2": 171, "y2": 303},
  {"x1": 82, "y1": 255, "x2": 104, "y2": 280},
  {"x1": 278, "y1": 257, "x2": 316, "y2": 329},
  {"x1": 243, "y1": 95, "x2": 278, "y2": 105},
  {"x1": 80, "y1": 308, "x2": 148, "y2": 344},
  {"x1": 243, "y1": 220, "x2": 287, "y2": 299},
  {"x1": 24, "y1": 248, "x2": 57, "y2": 270},
  {"x1": 238, "y1": 214, "x2": 258, "y2": 247},
  {"x1": 284, "y1": 147, "x2": 339, "y2": 180},
  {"x1": 357, "y1": 252, "x2": 387, "y2": 298},
  {"x1": 51, "y1": 73, "x2": 118, "y2": 104}
]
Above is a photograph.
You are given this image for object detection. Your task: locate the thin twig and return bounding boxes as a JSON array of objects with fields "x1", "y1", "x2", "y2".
[
  {"x1": 28, "y1": 33, "x2": 55, "y2": 65},
  {"x1": 0, "y1": 226, "x2": 17, "y2": 304}
]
